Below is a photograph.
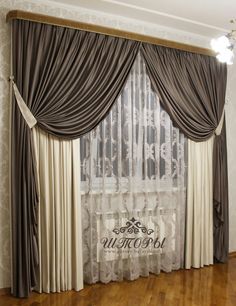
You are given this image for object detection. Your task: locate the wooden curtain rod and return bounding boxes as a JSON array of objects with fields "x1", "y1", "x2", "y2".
[{"x1": 6, "y1": 10, "x2": 215, "y2": 57}]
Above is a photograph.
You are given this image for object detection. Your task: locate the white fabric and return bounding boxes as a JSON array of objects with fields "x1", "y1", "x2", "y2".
[
  {"x1": 80, "y1": 53, "x2": 187, "y2": 284},
  {"x1": 32, "y1": 127, "x2": 83, "y2": 293},
  {"x1": 215, "y1": 109, "x2": 225, "y2": 135},
  {"x1": 10, "y1": 76, "x2": 37, "y2": 128},
  {"x1": 185, "y1": 136, "x2": 214, "y2": 269}
]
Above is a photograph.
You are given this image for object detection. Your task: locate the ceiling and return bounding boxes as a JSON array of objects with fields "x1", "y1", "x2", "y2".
[{"x1": 50, "y1": 0, "x2": 236, "y2": 37}]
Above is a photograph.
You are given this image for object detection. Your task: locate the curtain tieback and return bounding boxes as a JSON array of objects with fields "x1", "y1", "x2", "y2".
[
  {"x1": 215, "y1": 109, "x2": 225, "y2": 136},
  {"x1": 9, "y1": 76, "x2": 37, "y2": 129}
]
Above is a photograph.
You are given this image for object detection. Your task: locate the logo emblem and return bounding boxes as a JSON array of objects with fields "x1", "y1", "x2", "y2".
[{"x1": 113, "y1": 217, "x2": 154, "y2": 235}]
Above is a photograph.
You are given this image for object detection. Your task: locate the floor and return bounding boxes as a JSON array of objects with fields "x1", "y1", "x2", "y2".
[{"x1": 1, "y1": 258, "x2": 236, "y2": 306}]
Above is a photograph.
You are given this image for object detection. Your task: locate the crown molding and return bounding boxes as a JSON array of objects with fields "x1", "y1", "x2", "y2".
[{"x1": 6, "y1": 10, "x2": 215, "y2": 56}]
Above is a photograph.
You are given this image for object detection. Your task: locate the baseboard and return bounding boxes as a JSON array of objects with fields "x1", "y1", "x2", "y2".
[
  {"x1": 0, "y1": 288, "x2": 10, "y2": 296},
  {"x1": 229, "y1": 251, "x2": 236, "y2": 258}
]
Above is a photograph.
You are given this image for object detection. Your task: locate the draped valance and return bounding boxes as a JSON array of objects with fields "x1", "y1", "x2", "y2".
[{"x1": 10, "y1": 18, "x2": 228, "y2": 298}]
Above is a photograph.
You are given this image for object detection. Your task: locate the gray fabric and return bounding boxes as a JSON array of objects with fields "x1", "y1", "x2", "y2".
[
  {"x1": 140, "y1": 43, "x2": 228, "y2": 263},
  {"x1": 11, "y1": 19, "x2": 140, "y2": 297},
  {"x1": 213, "y1": 121, "x2": 229, "y2": 262}
]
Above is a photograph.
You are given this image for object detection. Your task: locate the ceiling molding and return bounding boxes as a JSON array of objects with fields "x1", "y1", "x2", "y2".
[
  {"x1": 103, "y1": 0, "x2": 229, "y2": 33},
  {"x1": 6, "y1": 10, "x2": 215, "y2": 56}
]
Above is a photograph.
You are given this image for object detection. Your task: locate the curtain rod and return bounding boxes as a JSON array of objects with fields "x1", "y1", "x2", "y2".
[{"x1": 6, "y1": 10, "x2": 215, "y2": 57}]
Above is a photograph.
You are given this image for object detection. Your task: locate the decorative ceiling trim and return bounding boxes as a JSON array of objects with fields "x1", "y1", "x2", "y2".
[
  {"x1": 103, "y1": 0, "x2": 229, "y2": 33},
  {"x1": 6, "y1": 10, "x2": 215, "y2": 56}
]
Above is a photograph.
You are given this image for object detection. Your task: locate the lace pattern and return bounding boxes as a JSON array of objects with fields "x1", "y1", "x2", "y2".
[{"x1": 80, "y1": 53, "x2": 187, "y2": 284}]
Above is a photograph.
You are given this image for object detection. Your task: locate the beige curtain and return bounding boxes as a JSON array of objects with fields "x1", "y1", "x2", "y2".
[
  {"x1": 185, "y1": 137, "x2": 214, "y2": 269},
  {"x1": 32, "y1": 127, "x2": 83, "y2": 293}
]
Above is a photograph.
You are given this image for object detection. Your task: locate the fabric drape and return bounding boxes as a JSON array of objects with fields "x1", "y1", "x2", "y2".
[
  {"x1": 140, "y1": 44, "x2": 228, "y2": 263},
  {"x1": 186, "y1": 137, "x2": 214, "y2": 269},
  {"x1": 11, "y1": 19, "x2": 140, "y2": 297},
  {"x1": 32, "y1": 127, "x2": 83, "y2": 293},
  {"x1": 11, "y1": 17, "x2": 228, "y2": 297},
  {"x1": 80, "y1": 53, "x2": 187, "y2": 283},
  {"x1": 213, "y1": 121, "x2": 229, "y2": 262}
]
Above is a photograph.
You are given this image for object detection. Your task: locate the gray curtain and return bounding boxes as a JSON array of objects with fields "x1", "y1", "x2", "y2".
[
  {"x1": 213, "y1": 122, "x2": 229, "y2": 262},
  {"x1": 140, "y1": 43, "x2": 228, "y2": 263},
  {"x1": 11, "y1": 19, "x2": 140, "y2": 297}
]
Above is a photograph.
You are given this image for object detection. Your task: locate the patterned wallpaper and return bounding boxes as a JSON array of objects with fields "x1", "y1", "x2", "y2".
[
  {"x1": 0, "y1": 0, "x2": 235, "y2": 289},
  {"x1": 225, "y1": 64, "x2": 236, "y2": 255}
]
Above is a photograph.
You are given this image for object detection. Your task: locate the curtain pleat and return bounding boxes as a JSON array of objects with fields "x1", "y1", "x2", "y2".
[
  {"x1": 213, "y1": 122, "x2": 229, "y2": 262},
  {"x1": 32, "y1": 127, "x2": 83, "y2": 293},
  {"x1": 140, "y1": 44, "x2": 227, "y2": 141},
  {"x1": 185, "y1": 137, "x2": 214, "y2": 268},
  {"x1": 11, "y1": 20, "x2": 140, "y2": 297},
  {"x1": 140, "y1": 44, "x2": 228, "y2": 264}
]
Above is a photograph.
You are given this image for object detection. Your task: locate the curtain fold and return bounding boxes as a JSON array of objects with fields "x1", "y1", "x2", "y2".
[
  {"x1": 213, "y1": 121, "x2": 229, "y2": 262},
  {"x1": 185, "y1": 137, "x2": 214, "y2": 269},
  {"x1": 140, "y1": 44, "x2": 228, "y2": 264},
  {"x1": 11, "y1": 19, "x2": 140, "y2": 297},
  {"x1": 32, "y1": 127, "x2": 83, "y2": 293},
  {"x1": 80, "y1": 53, "x2": 187, "y2": 283},
  {"x1": 140, "y1": 44, "x2": 227, "y2": 141}
]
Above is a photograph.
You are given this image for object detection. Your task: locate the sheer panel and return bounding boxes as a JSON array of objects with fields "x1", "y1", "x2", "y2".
[{"x1": 80, "y1": 53, "x2": 187, "y2": 283}]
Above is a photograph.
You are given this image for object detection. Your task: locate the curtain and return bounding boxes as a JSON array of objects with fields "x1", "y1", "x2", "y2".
[
  {"x1": 80, "y1": 53, "x2": 187, "y2": 283},
  {"x1": 11, "y1": 19, "x2": 140, "y2": 297},
  {"x1": 140, "y1": 44, "x2": 228, "y2": 263},
  {"x1": 186, "y1": 137, "x2": 214, "y2": 268},
  {"x1": 11, "y1": 17, "x2": 228, "y2": 297},
  {"x1": 32, "y1": 127, "x2": 83, "y2": 293},
  {"x1": 213, "y1": 122, "x2": 229, "y2": 262}
]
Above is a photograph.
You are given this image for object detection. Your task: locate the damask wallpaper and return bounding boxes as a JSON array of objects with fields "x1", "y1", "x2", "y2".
[{"x1": 0, "y1": 0, "x2": 235, "y2": 289}]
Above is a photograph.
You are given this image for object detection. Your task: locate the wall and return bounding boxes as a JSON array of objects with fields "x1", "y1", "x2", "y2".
[
  {"x1": 225, "y1": 64, "x2": 236, "y2": 252},
  {"x1": 0, "y1": 0, "x2": 235, "y2": 289}
]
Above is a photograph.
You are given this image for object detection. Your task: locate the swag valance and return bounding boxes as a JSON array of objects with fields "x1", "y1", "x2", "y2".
[{"x1": 9, "y1": 16, "x2": 228, "y2": 298}]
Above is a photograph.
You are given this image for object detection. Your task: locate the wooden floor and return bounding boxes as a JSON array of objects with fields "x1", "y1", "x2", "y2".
[{"x1": 1, "y1": 258, "x2": 236, "y2": 306}]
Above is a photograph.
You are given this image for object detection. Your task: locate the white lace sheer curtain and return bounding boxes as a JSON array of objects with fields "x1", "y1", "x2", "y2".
[{"x1": 80, "y1": 53, "x2": 187, "y2": 284}]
